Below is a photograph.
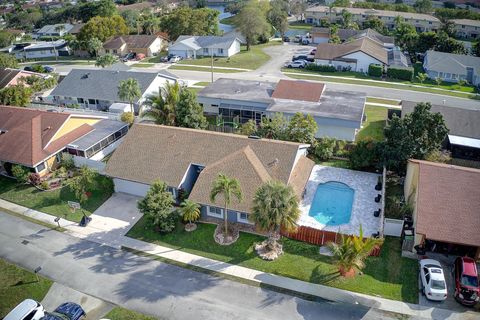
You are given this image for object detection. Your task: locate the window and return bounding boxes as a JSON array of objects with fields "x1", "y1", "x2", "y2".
[
  {"x1": 88, "y1": 99, "x2": 96, "y2": 105},
  {"x1": 425, "y1": 271, "x2": 430, "y2": 283},
  {"x1": 77, "y1": 98, "x2": 84, "y2": 104},
  {"x1": 237, "y1": 212, "x2": 252, "y2": 224},
  {"x1": 55, "y1": 153, "x2": 62, "y2": 162},
  {"x1": 36, "y1": 162, "x2": 46, "y2": 172},
  {"x1": 211, "y1": 104, "x2": 219, "y2": 108},
  {"x1": 452, "y1": 74, "x2": 458, "y2": 80},
  {"x1": 203, "y1": 48, "x2": 209, "y2": 54},
  {"x1": 439, "y1": 72, "x2": 444, "y2": 78},
  {"x1": 207, "y1": 206, "x2": 223, "y2": 218},
  {"x1": 218, "y1": 48, "x2": 224, "y2": 54}
]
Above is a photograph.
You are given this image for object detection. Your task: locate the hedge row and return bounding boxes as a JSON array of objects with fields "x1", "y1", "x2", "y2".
[
  {"x1": 368, "y1": 64, "x2": 383, "y2": 77},
  {"x1": 305, "y1": 64, "x2": 336, "y2": 72},
  {"x1": 386, "y1": 67, "x2": 414, "y2": 81}
]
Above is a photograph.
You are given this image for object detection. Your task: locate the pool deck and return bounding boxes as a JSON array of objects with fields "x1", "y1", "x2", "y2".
[{"x1": 299, "y1": 165, "x2": 382, "y2": 237}]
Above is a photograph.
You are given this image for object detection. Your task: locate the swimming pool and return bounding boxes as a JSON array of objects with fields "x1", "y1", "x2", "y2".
[{"x1": 308, "y1": 181, "x2": 354, "y2": 226}]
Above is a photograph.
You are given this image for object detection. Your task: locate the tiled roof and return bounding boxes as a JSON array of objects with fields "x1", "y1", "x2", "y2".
[
  {"x1": 315, "y1": 37, "x2": 388, "y2": 65},
  {"x1": 412, "y1": 160, "x2": 480, "y2": 247},
  {"x1": 272, "y1": 80, "x2": 325, "y2": 102},
  {"x1": 104, "y1": 35, "x2": 159, "y2": 50}
]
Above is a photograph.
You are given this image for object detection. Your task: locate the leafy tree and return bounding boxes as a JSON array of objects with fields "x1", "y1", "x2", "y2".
[
  {"x1": 416, "y1": 72, "x2": 428, "y2": 83},
  {"x1": 395, "y1": 22, "x2": 418, "y2": 51},
  {"x1": 237, "y1": 0, "x2": 271, "y2": 50},
  {"x1": 341, "y1": 9, "x2": 357, "y2": 30},
  {"x1": 268, "y1": 0, "x2": 289, "y2": 38},
  {"x1": 95, "y1": 53, "x2": 118, "y2": 68},
  {"x1": 175, "y1": 89, "x2": 207, "y2": 129},
  {"x1": 435, "y1": 31, "x2": 466, "y2": 54},
  {"x1": 179, "y1": 199, "x2": 201, "y2": 226},
  {"x1": 314, "y1": 137, "x2": 336, "y2": 161},
  {"x1": 86, "y1": 37, "x2": 103, "y2": 57},
  {"x1": 472, "y1": 41, "x2": 480, "y2": 57},
  {"x1": 290, "y1": 0, "x2": 307, "y2": 21},
  {"x1": 349, "y1": 139, "x2": 379, "y2": 170},
  {"x1": 440, "y1": 20, "x2": 456, "y2": 37},
  {"x1": 0, "y1": 84, "x2": 32, "y2": 107},
  {"x1": 0, "y1": 53, "x2": 18, "y2": 68},
  {"x1": 286, "y1": 113, "x2": 318, "y2": 145},
  {"x1": 327, "y1": 225, "x2": 383, "y2": 277},
  {"x1": 78, "y1": 15, "x2": 129, "y2": 43},
  {"x1": 383, "y1": 102, "x2": 449, "y2": 173},
  {"x1": 0, "y1": 31, "x2": 15, "y2": 48},
  {"x1": 159, "y1": 7, "x2": 219, "y2": 41},
  {"x1": 20, "y1": 75, "x2": 58, "y2": 93},
  {"x1": 120, "y1": 111, "x2": 135, "y2": 125},
  {"x1": 250, "y1": 180, "x2": 300, "y2": 260},
  {"x1": 66, "y1": 166, "x2": 99, "y2": 205},
  {"x1": 79, "y1": 0, "x2": 118, "y2": 21},
  {"x1": 435, "y1": 76, "x2": 443, "y2": 85},
  {"x1": 60, "y1": 152, "x2": 75, "y2": 170},
  {"x1": 120, "y1": 9, "x2": 141, "y2": 32},
  {"x1": 143, "y1": 81, "x2": 181, "y2": 126},
  {"x1": 413, "y1": 0, "x2": 433, "y2": 13},
  {"x1": 258, "y1": 113, "x2": 288, "y2": 140},
  {"x1": 363, "y1": 16, "x2": 385, "y2": 34},
  {"x1": 11, "y1": 164, "x2": 30, "y2": 183},
  {"x1": 210, "y1": 174, "x2": 243, "y2": 239},
  {"x1": 137, "y1": 180, "x2": 176, "y2": 233},
  {"x1": 118, "y1": 78, "x2": 141, "y2": 114},
  {"x1": 329, "y1": 24, "x2": 341, "y2": 44},
  {"x1": 239, "y1": 119, "x2": 257, "y2": 136}
]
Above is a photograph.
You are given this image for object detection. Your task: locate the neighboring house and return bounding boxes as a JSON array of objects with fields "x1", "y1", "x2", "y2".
[
  {"x1": 168, "y1": 35, "x2": 241, "y2": 59},
  {"x1": 314, "y1": 37, "x2": 409, "y2": 72},
  {"x1": 452, "y1": 19, "x2": 480, "y2": 39},
  {"x1": 0, "y1": 106, "x2": 128, "y2": 176},
  {"x1": 69, "y1": 24, "x2": 84, "y2": 36},
  {"x1": 197, "y1": 78, "x2": 365, "y2": 141},
  {"x1": 12, "y1": 40, "x2": 71, "y2": 59},
  {"x1": 311, "y1": 27, "x2": 394, "y2": 48},
  {"x1": 117, "y1": 1, "x2": 162, "y2": 14},
  {"x1": 105, "y1": 124, "x2": 314, "y2": 226},
  {"x1": 34, "y1": 23, "x2": 74, "y2": 38},
  {"x1": 101, "y1": 35, "x2": 164, "y2": 57},
  {"x1": 0, "y1": 68, "x2": 49, "y2": 89},
  {"x1": 404, "y1": 160, "x2": 480, "y2": 260},
  {"x1": 402, "y1": 101, "x2": 480, "y2": 161},
  {"x1": 5, "y1": 29, "x2": 25, "y2": 41},
  {"x1": 305, "y1": 6, "x2": 441, "y2": 32},
  {"x1": 423, "y1": 50, "x2": 480, "y2": 86},
  {"x1": 49, "y1": 69, "x2": 177, "y2": 112}
]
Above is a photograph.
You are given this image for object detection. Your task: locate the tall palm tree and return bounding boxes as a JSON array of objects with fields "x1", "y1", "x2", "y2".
[
  {"x1": 250, "y1": 181, "x2": 300, "y2": 255},
  {"x1": 142, "y1": 81, "x2": 181, "y2": 126},
  {"x1": 327, "y1": 225, "x2": 383, "y2": 277},
  {"x1": 210, "y1": 174, "x2": 243, "y2": 238},
  {"x1": 118, "y1": 78, "x2": 141, "y2": 114},
  {"x1": 179, "y1": 199, "x2": 201, "y2": 227}
]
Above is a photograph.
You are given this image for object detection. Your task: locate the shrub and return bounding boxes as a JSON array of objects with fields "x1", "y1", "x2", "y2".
[
  {"x1": 28, "y1": 173, "x2": 41, "y2": 185},
  {"x1": 305, "y1": 64, "x2": 336, "y2": 72},
  {"x1": 314, "y1": 137, "x2": 336, "y2": 161},
  {"x1": 55, "y1": 167, "x2": 67, "y2": 178},
  {"x1": 425, "y1": 149, "x2": 451, "y2": 163},
  {"x1": 137, "y1": 180, "x2": 176, "y2": 233},
  {"x1": 60, "y1": 152, "x2": 75, "y2": 170},
  {"x1": 457, "y1": 79, "x2": 467, "y2": 86},
  {"x1": 120, "y1": 111, "x2": 135, "y2": 125},
  {"x1": 11, "y1": 164, "x2": 30, "y2": 183},
  {"x1": 349, "y1": 139, "x2": 380, "y2": 170},
  {"x1": 386, "y1": 66, "x2": 414, "y2": 81},
  {"x1": 40, "y1": 181, "x2": 50, "y2": 190},
  {"x1": 368, "y1": 64, "x2": 383, "y2": 77},
  {"x1": 239, "y1": 119, "x2": 257, "y2": 136}
]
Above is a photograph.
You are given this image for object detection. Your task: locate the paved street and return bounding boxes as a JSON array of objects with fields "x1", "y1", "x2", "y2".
[{"x1": 0, "y1": 212, "x2": 424, "y2": 320}]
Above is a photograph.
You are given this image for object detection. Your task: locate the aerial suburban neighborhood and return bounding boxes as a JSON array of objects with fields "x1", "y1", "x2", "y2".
[{"x1": 0, "y1": 0, "x2": 479, "y2": 320}]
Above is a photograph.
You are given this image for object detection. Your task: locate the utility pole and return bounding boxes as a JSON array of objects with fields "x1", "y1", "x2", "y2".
[{"x1": 211, "y1": 49, "x2": 214, "y2": 83}]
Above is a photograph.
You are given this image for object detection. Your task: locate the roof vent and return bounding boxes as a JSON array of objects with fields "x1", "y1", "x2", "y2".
[
  {"x1": 268, "y1": 158, "x2": 279, "y2": 167},
  {"x1": 0, "y1": 129, "x2": 7, "y2": 135},
  {"x1": 81, "y1": 73, "x2": 89, "y2": 79},
  {"x1": 43, "y1": 126, "x2": 52, "y2": 131}
]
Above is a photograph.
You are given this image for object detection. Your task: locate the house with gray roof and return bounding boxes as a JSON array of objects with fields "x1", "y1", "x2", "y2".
[
  {"x1": 168, "y1": 35, "x2": 242, "y2": 59},
  {"x1": 311, "y1": 28, "x2": 394, "y2": 48},
  {"x1": 198, "y1": 78, "x2": 366, "y2": 141},
  {"x1": 423, "y1": 50, "x2": 480, "y2": 86},
  {"x1": 49, "y1": 69, "x2": 177, "y2": 112},
  {"x1": 34, "y1": 23, "x2": 74, "y2": 38}
]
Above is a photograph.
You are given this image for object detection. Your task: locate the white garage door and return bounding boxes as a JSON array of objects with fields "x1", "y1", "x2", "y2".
[{"x1": 113, "y1": 178, "x2": 150, "y2": 197}]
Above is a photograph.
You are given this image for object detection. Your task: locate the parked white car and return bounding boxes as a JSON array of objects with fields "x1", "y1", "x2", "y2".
[
  {"x1": 285, "y1": 61, "x2": 305, "y2": 68},
  {"x1": 4, "y1": 299, "x2": 45, "y2": 320},
  {"x1": 169, "y1": 55, "x2": 181, "y2": 63},
  {"x1": 420, "y1": 259, "x2": 448, "y2": 301}
]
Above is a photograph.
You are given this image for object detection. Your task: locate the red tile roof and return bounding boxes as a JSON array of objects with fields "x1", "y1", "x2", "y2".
[
  {"x1": 271, "y1": 80, "x2": 325, "y2": 102},
  {"x1": 411, "y1": 160, "x2": 480, "y2": 247},
  {"x1": 0, "y1": 106, "x2": 93, "y2": 167}
]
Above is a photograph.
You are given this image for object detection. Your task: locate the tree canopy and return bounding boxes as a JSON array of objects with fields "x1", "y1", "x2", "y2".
[
  {"x1": 236, "y1": 0, "x2": 272, "y2": 50},
  {"x1": 137, "y1": 180, "x2": 176, "y2": 233},
  {"x1": 78, "y1": 15, "x2": 129, "y2": 43},
  {"x1": 159, "y1": 7, "x2": 219, "y2": 41},
  {"x1": 0, "y1": 53, "x2": 18, "y2": 69}
]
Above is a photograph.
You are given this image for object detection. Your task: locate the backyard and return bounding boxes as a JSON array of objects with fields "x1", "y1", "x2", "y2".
[
  {"x1": 356, "y1": 105, "x2": 388, "y2": 142},
  {"x1": 0, "y1": 175, "x2": 113, "y2": 223},
  {"x1": 127, "y1": 218, "x2": 418, "y2": 303},
  {"x1": 0, "y1": 258, "x2": 53, "y2": 318}
]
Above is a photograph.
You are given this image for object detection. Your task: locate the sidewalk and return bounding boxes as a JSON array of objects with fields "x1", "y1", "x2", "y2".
[{"x1": 1, "y1": 199, "x2": 477, "y2": 320}]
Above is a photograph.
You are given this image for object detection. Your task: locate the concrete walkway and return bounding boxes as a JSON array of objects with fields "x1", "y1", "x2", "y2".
[{"x1": 1, "y1": 198, "x2": 478, "y2": 320}]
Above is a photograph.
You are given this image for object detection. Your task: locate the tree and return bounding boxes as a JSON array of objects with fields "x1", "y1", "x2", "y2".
[
  {"x1": 95, "y1": 53, "x2": 118, "y2": 68},
  {"x1": 86, "y1": 37, "x2": 103, "y2": 58},
  {"x1": 435, "y1": 76, "x2": 443, "y2": 85},
  {"x1": 175, "y1": 89, "x2": 207, "y2": 129},
  {"x1": 315, "y1": 137, "x2": 336, "y2": 161},
  {"x1": 416, "y1": 72, "x2": 428, "y2": 83},
  {"x1": 237, "y1": 0, "x2": 271, "y2": 50},
  {"x1": 290, "y1": 0, "x2": 307, "y2": 21},
  {"x1": 349, "y1": 139, "x2": 380, "y2": 170},
  {"x1": 341, "y1": 9, "x2": 356, "y2": 30},
  {"x1": 327, "y1": 225, "x2": 383, "y2": 277},
  {"x1": 413, "y1": 0, "x2": 433, "y2": 13},
  {"x1": 143, "y1": 81, "x2": 181, "y2": 126},
  {"x1": 11, "y1": 164, "x2": 30, "y2": 183},
  {"x1": 473, "y1": 41, "x2": 480, "y2": 57},
  {"x1": 78, "y1": 16, "x2": 129, "y2": 43},
  {"x1": 239, "y1": 119, "x2": 257, "y2": 136},
  {"x1": 257, "y1": 113, "x2": 288, "y2": 140},
  {"x1": 250, "y1": 181, "x2": 300, "y2": 260},
  {"x1": 210, "y1": 174, "x2": 243, "y2": 240},
  {"x1": 363, "y1": 16, "x2": 385, "y2": 34},
  {"x1": 66, "y1": 166, "x2": 98, "y2": 205},
  {"x1": 79, "y1": 0, "x2": 118, "y2": 21},
  {"x1": 0, "y1": 53, "x2": 18, "y2": 68},
  {"x1": 415, "y1": 31, "x2": 437, "y2": 54},
  {"x1": 329, "y1": 24, "x2": 341, "y2": 44},
  {"x1": 0, "y1": 31, "x2": 15, "y2": 48},
  {"x1": 118, "y1": 78, "x2": 141, "y2": 114},
  {"x1": 159, "y1": 7, "x2": 219, "y2": 41},
  {"x1": 395, "y1": 22, "x2": 418, "y2": 51},
  {"x1": 178, "y1": 199, "x2": 201, "y2": 229},
  {"x1": 137, "y1": 180, "x2": 176, "y2": 233},
  {"x1": 0, "y1": 84, "x2": 32, "y2": 107},
  {"x1": 440, "y1": 20, "x2": 456, "y2": 37},
  {"x1": 20, "y1": 75, "x2": 58, "y2": 93},
  {"x1": 435, "y1": 31, "x2": 466, "y2": 54},
  {"x1": 269, "y1": 0, "x2": 289, "y2": 38},
  {"x1": 383, "y1": 102, "x2": 449, "y2": 173},
  {"x1": 121, "y1": 9, "x2": 141, "y2": 31},
  {"x1": 286, "y1": 112, "x2": 318, "y2": 145}
]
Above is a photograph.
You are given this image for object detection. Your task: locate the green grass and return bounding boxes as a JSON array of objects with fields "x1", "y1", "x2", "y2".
[
  {"x1": 132, "y1": 63, "x2": 154, "y2": 68},
  {"x1": 169, "y1": 65, "x2": 245, "y2": 73},
  {"x1": 177, "y1": 42, "x2": 281, "y2": 70},
  {"x1": 366, "y1": 97, "x2": 400, "y2": 106},
  {"x1": 385, "y1": 179, "x2": 405, "y2": 220},
  {"x1": 1, "y1": 206, "x2": 66, "y2": 232},
  {"x1": 0, "y1": 175, "x2": 112, "y2": 223},
  {"x1": 0, "y1": 258, "x2": 53, "y2": 318},
  {"x1": 319, "y1": 159, "x2": 351, "y2": 169},
  {"x1": 105, "y1": 307, "x2": 158, "y2": 320},
  {"x1": 284, "y1": 72, "x2": 479, "y2": 99},
  {"x1": 127, "y1": 218, "x2": 418, "y2": 303},
  {"x1": 356, "y1": 105, "x2": 388, "y2": 142},
  {"x1": 220, "y1": 16, "x2": 236, "y2": 25},
  {"x1": 288, "y1": 21, "x2": 313, "y2": 30},
  {"x1": 194, "y1": 81, "x2": 211, "y2": 87},
  {"x1": 143, "y1": 52, "x2": 167, "y2": 63}
]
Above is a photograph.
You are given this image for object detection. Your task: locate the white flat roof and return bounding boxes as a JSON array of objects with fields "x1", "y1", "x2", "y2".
[{"x1": 449, "y1": 134, "x2": 480, "y2": 149}]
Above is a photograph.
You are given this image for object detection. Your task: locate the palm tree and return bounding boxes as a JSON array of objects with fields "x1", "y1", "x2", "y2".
[
  {"x1": 95, "y1": 53, "x2": 117, "y2": 68},
  {"x1": 118, "y1": 78, "x2": 141, "y2": 114},
  {"x1": 327, "y1": 225, "x2": 383, "y2": 277},
  {"x1": 87, "y1": 37, "x2": 103, "y2": 58},
  {"x1": 179, "y1": 199, "x2": 201, "y2": 230},
  {"x1": 250, "y1": 181, "x2": 300, "y2": 259},
  {"x1": 142, "y1": 81, "x2": 181, "y2": 126},
  {"x1": 210, "y1": 174, "x2": 243, "y2": 239}
]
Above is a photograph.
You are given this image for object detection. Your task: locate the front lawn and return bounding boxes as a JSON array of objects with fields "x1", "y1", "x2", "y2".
[
  {"x1": 356, "y1": 105, "x2": 388, "y2": 142},
  {"x1": 177, "y1": 42, "x2": 281, "y2": 70},
  {"x1": 0, "y1": 175, "x2": 112, "y2": 223},
  {"x1": 288, "y1": 21, "x2": 313, "y2": 30},
  {"x1": 169, "y1": 65, "x2": 245, "y2": 73},
  {"x1": 105, "y1": 307, "x2": 157, "y2": 320},
  {"x1": 0, "y1": 258, "x2": 53, "y2": 318},
  {"x1": 127, "y1": 218, "x2": 418, "y2": 303}
]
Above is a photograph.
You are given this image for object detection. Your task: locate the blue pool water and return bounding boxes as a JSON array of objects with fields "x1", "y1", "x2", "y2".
[{"x1": 308, "y1": 181, "x2": 354, "y2": 226}]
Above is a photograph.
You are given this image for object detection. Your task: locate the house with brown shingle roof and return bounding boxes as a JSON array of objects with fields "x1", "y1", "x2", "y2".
[
  {"x1": 0, "y1": 107, "x2": 129, "y2": 176},
  {"x1": 105, "y1": 124, "x2": 314, "y2": 226},
  {"x1": 101, "y1": 35, "x2": 164, "y2": 57},
  {"x1": 404, "y1": 160, "x2": 480, "y2": 260}
]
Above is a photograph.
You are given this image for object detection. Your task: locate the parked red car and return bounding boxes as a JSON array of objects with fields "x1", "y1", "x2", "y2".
[{"x1": 453, "y1": 256, "x2": 479, "y2": 306}]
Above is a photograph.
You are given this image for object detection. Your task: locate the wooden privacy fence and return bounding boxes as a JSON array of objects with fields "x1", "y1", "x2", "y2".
[{"x1": 281, "y1": 225, "x2": 382, "y2": 257}]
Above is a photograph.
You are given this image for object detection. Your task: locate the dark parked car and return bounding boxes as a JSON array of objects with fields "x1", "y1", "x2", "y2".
[
  {"x1": 41, "y1": 303, "x2": 85, "y2": 320},
  {"x1": 453, "y1": 256, "x2": 479, "y2": 306},
  {"x1": 292, "y1": 54, "x2": 314, "y2": 62},
  {"x1": 283, "y1": 36, "x2": 290, "y2": 42},
  {"x1": 43, "y1": 66, "x2": 55, "y2": 73},
  {"x1": 24, "y1": 66, "x2": 34, "y2": 72},
  {"x1": 122, "y1": 52, "x2": 136, "y2": 62}
]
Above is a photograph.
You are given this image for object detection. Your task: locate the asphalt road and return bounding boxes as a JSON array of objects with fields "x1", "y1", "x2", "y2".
[{"x1": 0, "y1": 212, "x2": 415, "y2": 320}]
